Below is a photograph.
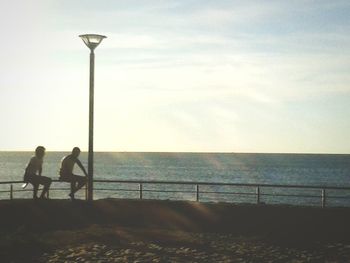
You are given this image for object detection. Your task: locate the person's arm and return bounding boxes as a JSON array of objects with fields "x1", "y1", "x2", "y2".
[
  {"x1": 38, "y1": 159, "x2": 43, "y2": 176},
  {"x1": 24, "y1": 159, "x2": 31, "y2": 174},
  {"x1": 76, "y1": 159, "x2": 88, "y2": 176}
]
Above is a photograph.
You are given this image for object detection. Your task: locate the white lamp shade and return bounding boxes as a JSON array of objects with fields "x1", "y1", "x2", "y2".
[{"x1": 79, "y1": 34, "x2": 107, "y2": 50}]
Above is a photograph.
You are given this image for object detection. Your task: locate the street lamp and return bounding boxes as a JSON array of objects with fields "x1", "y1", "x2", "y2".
[{"x1": 79, "y1": 34, "x2": 106, "y2": 201}]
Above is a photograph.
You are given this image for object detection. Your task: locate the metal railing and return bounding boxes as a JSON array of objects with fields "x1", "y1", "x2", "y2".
[
  {"x1": 1, "y1": 179, "x2": 350, "y2": 208},
  {"x1": 0, "y1": 179, "x2": 86, "y2": 200},
  {"x1": 94, "y1": 179, "x2": 350, "y2": 208}
]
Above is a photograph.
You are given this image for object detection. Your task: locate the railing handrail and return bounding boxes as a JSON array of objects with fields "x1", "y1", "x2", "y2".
[
  {"x1": 95, "y1": 179, "x2": 350, "y2": 190},
  {"x1": 2, "y1": 178, "x2": 350, "y2": 208},
  {"x1": 0, "y1": 180, "x2": 61, "y2": 185},
  {"x1": 0, "y1": 180, "x2": 24, "y2": 185},
  {"x1": 1, "y1": 179, "x2": 350, "y2": 191}
]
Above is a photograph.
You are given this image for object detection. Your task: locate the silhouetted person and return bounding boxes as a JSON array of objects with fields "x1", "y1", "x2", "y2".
[
  {"x1": 23, "y1": 146, "x2": 52, "y2": 199},
  {"x1": 59, "y1": 147, "x2": 87, "y2": 200}
]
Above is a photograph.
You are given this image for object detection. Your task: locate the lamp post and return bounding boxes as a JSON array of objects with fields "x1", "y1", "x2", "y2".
[{"x1": 79, "y1": 34, "x2": 106, "y2": 202}]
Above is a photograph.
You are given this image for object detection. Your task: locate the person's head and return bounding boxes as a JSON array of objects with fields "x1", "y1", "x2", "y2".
[
  {"x1": 72, "y1": 147, "x2": 81, "y2": 158},
  {"x1": 35, "y1": 146, "x2": 46, "y2": 159}
]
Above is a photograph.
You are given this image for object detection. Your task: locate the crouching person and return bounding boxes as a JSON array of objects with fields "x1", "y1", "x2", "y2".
[
  {"x1": 24, "y1": 146, "x2": 52, "y2": 199},
  {"x1": 59, "y1": 147, "x2": 88, "y2": 200}
]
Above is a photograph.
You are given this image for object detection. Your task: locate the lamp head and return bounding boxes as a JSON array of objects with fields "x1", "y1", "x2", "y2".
[{"x1": 79, "y1": 34, "x2": 106, "y2": 50}]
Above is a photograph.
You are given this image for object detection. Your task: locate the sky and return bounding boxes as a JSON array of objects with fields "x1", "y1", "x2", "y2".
[{"x1": 0, "y1": 0, "x2": 349, "y2": 153}]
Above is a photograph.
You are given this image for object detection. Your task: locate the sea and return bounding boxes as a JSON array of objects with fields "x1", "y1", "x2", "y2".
[{"x1": 0, "y1": 152, "x2": 349, "y2": 207}]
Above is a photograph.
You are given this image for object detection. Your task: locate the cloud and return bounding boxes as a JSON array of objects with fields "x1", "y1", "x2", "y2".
[{"x1": 1, "y1": 0, "x2": 350, "y2": 152}]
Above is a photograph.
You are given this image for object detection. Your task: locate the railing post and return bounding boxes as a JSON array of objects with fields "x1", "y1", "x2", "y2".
[
  {"x1": 10, "y1": 184, "x2": 13, "y2": 200},
  {"x1": 195, "y1": 184, "x2": 199, "y2": 202},
  {"x1": 322, "y1": 189, "x2": 326, "y2": 208},
  {"x1": 139, "y1": 183, "x2": 143, "y2": 199},
  {"x1": 256, "y1": 186, "x2": 260, "y2": 204}
]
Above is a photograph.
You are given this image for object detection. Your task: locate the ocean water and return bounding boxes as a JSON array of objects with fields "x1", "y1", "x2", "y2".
[{"x1": 0, "y1": 152, "x2": 349, "y2": 206}]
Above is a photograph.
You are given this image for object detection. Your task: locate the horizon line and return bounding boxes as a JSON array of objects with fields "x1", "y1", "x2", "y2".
[{"x1": 0, "y1": 150, "x2": 348, "y2": 155}]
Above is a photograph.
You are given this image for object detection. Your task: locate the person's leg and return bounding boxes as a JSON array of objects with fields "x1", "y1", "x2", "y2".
[
  {"x1": 70, "y1": 181, "x2": 76, "y2": 199},
  {"x1": 60, "y1": 174, "x2": 76, "y2": 200},
  {"x1": 38, "y1": 176, "x2": 52, "y2": 199},
  {"x1": 28, "y1": 175, "x2": 39, "y2": 199},
  {"x1": 69, "y1": 175, "x2": 86, "y2": 198},
  {"x1": 32, "y1": 183, "x2": 39, "y2": 199},
  {"x1": 75, "y1": 175, "x2": 87, "y2": 192}
]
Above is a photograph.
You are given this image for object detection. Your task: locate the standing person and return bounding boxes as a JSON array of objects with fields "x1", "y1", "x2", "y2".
[
  {"x1": 23, "y1": 146, "x2": 52, "y2": 199},
  {"x1": 59, "y1": 147, "x2": 88, "y2": 200}
]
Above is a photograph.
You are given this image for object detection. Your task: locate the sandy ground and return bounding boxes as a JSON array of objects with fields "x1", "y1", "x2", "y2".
[
  {"x1": 1, "y1": 199, "x2": 350, "y2": 262},
  {"x1": 38, "y1": 226, "x2": 350, "y2": 263}
]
